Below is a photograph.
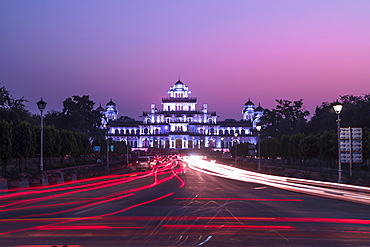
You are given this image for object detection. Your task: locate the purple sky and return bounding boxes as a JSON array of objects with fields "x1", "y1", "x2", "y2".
[{"x1": 1, "y1": 0, "x2": 370, "y2": 120}]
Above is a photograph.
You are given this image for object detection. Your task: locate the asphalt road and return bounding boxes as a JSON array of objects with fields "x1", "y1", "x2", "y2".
[{"x1": 0, "y1": 158, "x2": 370, "y2": 247}]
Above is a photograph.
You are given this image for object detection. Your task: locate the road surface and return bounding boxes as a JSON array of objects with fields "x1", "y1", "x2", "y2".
[{"x1": 0, "y1": 157, "x2": 369, "y2": 246}]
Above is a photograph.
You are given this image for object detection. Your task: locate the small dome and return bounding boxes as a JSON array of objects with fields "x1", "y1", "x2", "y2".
[
  {"x1": 106, "y1": 99, "x2": 116, "y2": 106},
  {"x1": 96, "y1": 104, "x2": 104, "y2": 112},
  {"x1": 244, "y1": 98, "x2": 254, "y2": 106},
  {"x1": 255, "y1": 103, "x2": 264, "y2": 112}
]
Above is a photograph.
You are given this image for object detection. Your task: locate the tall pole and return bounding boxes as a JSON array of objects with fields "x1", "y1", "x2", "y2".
[
  {"x1": 333, "y1": 103, "x2": 343, "y2": 183},
  {"x1": 106, "y1": 123, "x2": 110, "y2": 174},
  {"x1": 40, "y1": 110, "x2": 44, "y2": 172},
  {"x1": 107, "y1": 138, "x2": 109, "y2": 172},
  {"x1": 337, "y1": 113, "x2": 342, "y2": 183},
  {"x1": 256, "y1": 125, "x2": 262, "y2": 172},
  {"x1": 235, "y1": 142, "x2": 237, "y2": 164},
  {"x1": 258, "y1": 132, "x2": 261, "y2": 171},
  {"x1": 234, "y1": 133, "x2": 238, "y2": 164},
  {"x1": 37, "y1": 98, "x2": 47, "y2": 172}
]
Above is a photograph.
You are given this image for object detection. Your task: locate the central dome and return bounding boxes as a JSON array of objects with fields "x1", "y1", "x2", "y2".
[{"x1": 175, "y1": 80, "x2": 184, "y2": 88}]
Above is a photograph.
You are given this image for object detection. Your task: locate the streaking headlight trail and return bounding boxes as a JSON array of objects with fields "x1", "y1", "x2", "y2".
[{"x1": 184, "y1": 156, "x2": 370, "y2": 206}]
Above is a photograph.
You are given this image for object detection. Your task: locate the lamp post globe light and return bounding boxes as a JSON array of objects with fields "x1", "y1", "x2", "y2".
[
  {"x1": 37, "y1": 98, "x2": 47, "y2": 172},
  {"x1": 256, "y1": 125, "x2": 262, "y2": 172},
  {"x1": 333, "y1": 103, "x2": 343, "y2": 183}
]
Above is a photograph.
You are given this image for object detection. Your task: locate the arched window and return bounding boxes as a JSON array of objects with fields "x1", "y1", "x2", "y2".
[
  {"x1": 165, "y1": 140, "x2": 170, "y2": 148},
  {"x1": 115, "y1": 129, "x2": 119, "y2": 135},
  {"x1": 144, "y1": 128, "x2": 149, "y2": 134},
  {"x1": 188, "y1": 140, "x2": 193, "y2": 148},
  {"x1": 142, "y1": 139, "x2": 149, "y2": 147},
  {"x1": 210, "y1": 128, "x2": 215, "y2": 135}
]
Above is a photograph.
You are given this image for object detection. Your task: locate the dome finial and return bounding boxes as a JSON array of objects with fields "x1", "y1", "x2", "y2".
[{"x1": 106, "y1": 98, "x2": 116, "y2": 106}]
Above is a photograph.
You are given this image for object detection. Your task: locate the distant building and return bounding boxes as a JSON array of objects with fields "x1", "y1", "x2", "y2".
[{"x1": 99, "y1": 79, "x2": 263, "y2": 150}]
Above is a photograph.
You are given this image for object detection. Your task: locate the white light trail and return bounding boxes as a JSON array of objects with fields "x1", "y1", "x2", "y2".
[{"x1": 183, "y1": 156, "x2": 370, "y2": 206}]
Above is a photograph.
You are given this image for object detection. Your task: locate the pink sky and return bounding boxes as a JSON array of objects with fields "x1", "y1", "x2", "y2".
[{"x1": 1, "y1": 0, "x2": 370, "y2": 120}]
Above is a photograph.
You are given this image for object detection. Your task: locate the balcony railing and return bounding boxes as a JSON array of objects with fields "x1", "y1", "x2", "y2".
[{"x1": 162, "y1": 97, "x2": 197, "y2": 102}]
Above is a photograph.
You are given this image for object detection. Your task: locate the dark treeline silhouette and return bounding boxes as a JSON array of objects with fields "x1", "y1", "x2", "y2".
[{"x1": 258, "y1": 95, "x2": 370, "y2": 180}]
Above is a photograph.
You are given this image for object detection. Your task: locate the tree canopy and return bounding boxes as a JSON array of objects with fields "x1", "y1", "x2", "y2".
[
  {"x1": 0, "y1": 84, "x2": 32, "y2": 124},
  {"x1": 260, "y1": 99, "x2": 310, "y2": 138},
  {"x1": 45, "y1": 95, "x2": 103, "y2": 137}
]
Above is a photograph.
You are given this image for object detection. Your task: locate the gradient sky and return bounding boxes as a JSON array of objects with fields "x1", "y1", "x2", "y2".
[{"x1": 1, "y1": 0, "x2": 370, "y2": 120}]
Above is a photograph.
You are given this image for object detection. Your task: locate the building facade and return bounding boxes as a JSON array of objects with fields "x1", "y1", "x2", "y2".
[{"x1": 102, "y1": 80, "x2": 263, "y2": 150}]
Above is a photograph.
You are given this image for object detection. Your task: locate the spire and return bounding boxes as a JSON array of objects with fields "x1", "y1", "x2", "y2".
[
  {"x1": 244, "y1": 98, "x2": 254, "y2": 106},
  {"x1": 106, "y1": 98, "x2": 116, "y2": 106},
  {"x1": 96, "y1": 103, "x2": 104, "y2": 111}
]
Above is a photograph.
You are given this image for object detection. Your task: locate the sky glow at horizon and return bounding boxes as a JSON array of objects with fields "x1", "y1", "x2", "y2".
[{"x1": 1, "y1": 0, "x2": 370, "y2": 120}]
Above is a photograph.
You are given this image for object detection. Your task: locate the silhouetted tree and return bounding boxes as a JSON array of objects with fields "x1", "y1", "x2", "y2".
[
  {"x1": 12, "y1": 121, "x2": 36, "y2": 172},
  {"x1": 318, "y1": 131, "x2": 337, "y2": 168},
  {"x1": 62, "y1": 95, "x2": 101, "y2": 135},
  {"x1": 299, "y1": 134, "x2": 319, "y2": 166},
  {"x1": 59, "y1": 129, "x2": 77, "y2": 164},
  {"x1": 260, "y1": 99, "x2": 310, "y2": 138},
  {"x1": 0, "y1": 120, "x2": 12, "y2": 170},
  {"x1": 289, "y1": 133, "x2": 304, "y2": 165},
  {"x1": 0, "y1": 83, "x2": 32, "y2": 124},
  {"x1": 260, "y1": 137, "x2": 279, "y2": 162},
  {"x1": 279, "y1": 135, "x2": 291, "y2": 165},
  {"x1": 73, "y1": 132, "x2": 91, "y2": 158},
  {"x1": 45, "y1": 95, "x2": 102, "y2": 137},
  {"x1": 43, "y1": 125, "x2": 62, "y2": 166},
  {"x1": 307, "y1": 102, "x2": 337, "y2": 134},
  {"x1": 230, "y1": 142, "x2": 252, "y2": 158}
]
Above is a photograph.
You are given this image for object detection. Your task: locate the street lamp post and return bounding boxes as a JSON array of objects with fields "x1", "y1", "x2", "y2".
[
  {"x1": 37, "y1": 98, "x2": 47, "y2": 172},
  {"x1": 333, "y1": 104, "x2": 343, "y2": 183},
  {"x1": 234, "y1": 132, "x2": 238, "y2": 164},
  {"x1": 256, "y1": 125, "x2": 262, "y2": 172},
  {"x1": 106, "y1": 123, "x2": 110, "y2": 174}
]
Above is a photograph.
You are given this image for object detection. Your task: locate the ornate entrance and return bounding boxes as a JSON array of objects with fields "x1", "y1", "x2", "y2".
[
  {"x1": 188, "y1": 140, "x2": 193, "y2": 149},
  {"x1": 175, "y1": 139, "x2": 183, "y2": 149}
]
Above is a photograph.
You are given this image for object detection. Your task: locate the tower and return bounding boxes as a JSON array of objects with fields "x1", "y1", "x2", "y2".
[
  {"x1": 105, "y1": 99, "x2": 118, "y2": 121},
  {"x1": 100, "y1": 99, "x2": 118, "y2": 128},
  {"x1": 242, "y1": 98, "x2": 255, "y2": 121}
]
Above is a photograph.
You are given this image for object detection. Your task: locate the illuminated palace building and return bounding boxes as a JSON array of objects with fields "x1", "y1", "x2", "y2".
[{"x1": 101, "y1": 80, "x2": 263, "y2": 150}]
